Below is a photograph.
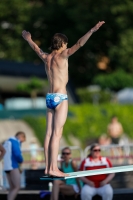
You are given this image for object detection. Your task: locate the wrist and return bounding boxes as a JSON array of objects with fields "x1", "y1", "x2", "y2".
[
  {"x1": 87, "y1": 180, "x2": 92, "y2": 184},
  {"x1": 27, "y1": 37, "x2": 32, "y2": 43},
  {"x1": 103, "y1": 180, "x2": 107, "y2": 184}
]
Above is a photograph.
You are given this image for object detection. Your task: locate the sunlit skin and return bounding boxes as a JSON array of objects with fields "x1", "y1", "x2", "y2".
[
  {"x1": 22, "y1": 21, "x2": 105, "y2": 177},
  {"x1": 107, "y1": 117, "x2": 123, "y2": 138}
]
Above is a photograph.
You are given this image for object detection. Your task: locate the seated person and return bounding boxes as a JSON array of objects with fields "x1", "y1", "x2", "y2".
[
  {"x1": 79, "y1": 143, "x2": 115, "y2": 200},
  {"x1": 98, "y1": 134, "x2": 111, "y2": 146},
  {"x1": 50, "y1": 147, "x2": 81, "y2": 200}
]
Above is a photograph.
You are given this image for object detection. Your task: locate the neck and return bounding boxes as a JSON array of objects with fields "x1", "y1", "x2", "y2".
[
  {"x1": 52, "y1": 48, "x2": 63, "y2": 54},
  {"x1": 92, "y1": 157, "x2": 99, "y2": 160}
]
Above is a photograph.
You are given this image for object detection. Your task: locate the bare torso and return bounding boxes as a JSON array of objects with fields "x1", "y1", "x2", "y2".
[{"x1": 44, "y1": 52, "x2": 68, "y2": 94}]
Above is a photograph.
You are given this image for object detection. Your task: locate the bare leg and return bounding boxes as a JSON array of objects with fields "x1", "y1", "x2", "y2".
[
  {"x1": 49, "y1": 100, "x2": 68, "y2": 177},
  {"x1": 50, "y1": 180, "x2": 64, "y2": 200},
  {"x1": 6, "y1": 169, "x2": 20, "y2": 200},
  {"x1": 60, "y1": 184, "x2": 76, "y2": 195},
  {"x1": 50, "y1": 180, "x2": 76, "y2": 200},
  {"x1": 44, "y1": 109, "x2": 54, "y2": 174}
]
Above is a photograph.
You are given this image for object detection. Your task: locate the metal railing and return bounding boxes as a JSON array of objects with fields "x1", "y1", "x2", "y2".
[{"x1": 21, "y1": 146, "x2": 84, "y2": 169}]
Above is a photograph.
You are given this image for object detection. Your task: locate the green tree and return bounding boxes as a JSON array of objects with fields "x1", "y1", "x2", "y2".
[
  {"x1": 93, "y1": 70, "x2": 133, "y2": 91},
  {"x1": 1, "y1": 0, "x2": 133, "y2": 89},
  {"x1": 0, "y1": 0, "x2": 32, "y2": 61},
  {"x1": 16, "y1": 77, "x2": 48, "y2": 108}
]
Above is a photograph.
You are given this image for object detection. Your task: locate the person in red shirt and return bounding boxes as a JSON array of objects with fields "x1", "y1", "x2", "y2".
[{"x1": 79, "y1": 143, "x2": 115, "y2": 200}]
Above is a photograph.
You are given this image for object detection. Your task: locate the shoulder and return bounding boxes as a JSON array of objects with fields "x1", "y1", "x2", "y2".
[
  {"x1": 103, "y1": 157, "x2": 112, "y2": 167},
  {"x1": 71, "y1": 159, "x2": 77, "y2": 166},
  {"x1": 10, "y1": 138, "x2": 20, "y2": 146},
  {"x1": 80, "y1": 158, "x2": 88, "y2": 165},
  {"x1": 43, "y1": 53, "x2": 49, "y2": 61},
  {"x1": 60, "y1": 49, "x2": 69, "y2": 58}
]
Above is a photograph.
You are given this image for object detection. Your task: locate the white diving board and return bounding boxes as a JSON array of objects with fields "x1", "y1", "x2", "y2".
[{"x1": 40, "y1": 165, "x2": 133, "y2": 180}]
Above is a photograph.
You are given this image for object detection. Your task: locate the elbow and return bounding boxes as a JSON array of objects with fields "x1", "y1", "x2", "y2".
[
  {"x1": 77, "y1": 41, "x2": 83, "y2": 48},
  {"x1": 18, "y1": 158, "x2": 23, "y2": 164},
  {"x1": 16, "y1": 155, "x2": 23, "y2": 163}
]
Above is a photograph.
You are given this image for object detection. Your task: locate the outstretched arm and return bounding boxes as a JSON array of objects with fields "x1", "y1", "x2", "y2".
[
  {"x1": 62, "y1": 21, "x2": 105, "y2": 58},
  {"x1": 22, "y1": 30, "x2": 48, "y2": 61}
]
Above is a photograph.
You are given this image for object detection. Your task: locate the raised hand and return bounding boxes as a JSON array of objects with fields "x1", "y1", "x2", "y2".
[
  {"x1": 22, "y1": 30, "x2": 31, "y2": 41},
  {"x1": 91, "y1": 21, "x2": 105, "y2": 33}
]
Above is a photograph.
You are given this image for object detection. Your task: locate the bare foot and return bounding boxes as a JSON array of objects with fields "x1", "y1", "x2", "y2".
[
  {"x1": 44, "y1": 169, "x2": 48, "y2": 175},
  {"x1": 49, "y1": 169, "x2": 69, "y2": 177}
]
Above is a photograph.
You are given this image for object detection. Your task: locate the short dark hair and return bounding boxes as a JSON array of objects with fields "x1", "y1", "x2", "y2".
[
  {"x1": 61, "y1": 146, "x2": 71, "y2": 153},
  {"x1": 111, "y1": 115, "x2": 117, "y2": 119},
  {"x1": 90, "y1": 143, "x2": 100, "y2": 151},
  {"x1": 50, "y1": 33, "x2": 68, "y2": 51},
  {"x1": 15, "y1": 131, "x2": 26, "y2": 137}
]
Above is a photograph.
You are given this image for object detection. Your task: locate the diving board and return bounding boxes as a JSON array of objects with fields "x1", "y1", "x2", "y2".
[{"x1": 40, "y1": 164, "x2": 133, "y2": 180}]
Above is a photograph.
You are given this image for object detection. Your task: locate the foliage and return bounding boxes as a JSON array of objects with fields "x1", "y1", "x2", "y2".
[
  {"x1": 76, "y1": 88, "x2": 112, "y2": 103},
  {"x1": 16, "y1": 76, "x2": 48, "y2": 107},
  {"x1": 23, "y1": 103, "x2": 133, "y2": 147},
  {"x1": 0, "y1": 0, "x2": 133, "y2": 89},
  {"x1": 1, "y1": 0, "x2": 133, "y2": 89},
  {"x1": 0, "y1": 0, "x2": 32, "y2": 61},
  {"x1": 23, "y1": 116, "x2": 46, "y2": 145},
  {"x1": 16, "y1": 76, "x2": 46, "y2": 95},
  {"x1": 93, "y1": 70, "x2": 133, "y2": 91}
]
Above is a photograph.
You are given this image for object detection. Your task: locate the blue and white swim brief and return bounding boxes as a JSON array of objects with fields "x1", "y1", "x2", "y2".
[{"x1": 46, "y1": 93, "x2": 68, "y2": 110}]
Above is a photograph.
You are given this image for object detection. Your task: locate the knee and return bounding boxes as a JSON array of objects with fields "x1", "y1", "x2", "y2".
[
  {"x1": 45, "y1": 130, "x2": 52, "y2": 139},
  {"x1": 103, "y1": 185, "x2": 113, "y2": 198},
  {"x1": 53, "y1": 180, "x2": 60, "y2": 186},
  {"x1": 13, "y1": 185, "x2": 20, "y2": 192},
  {"x1": 53, "y1": 130, "x2": 62, "y2": 139}
]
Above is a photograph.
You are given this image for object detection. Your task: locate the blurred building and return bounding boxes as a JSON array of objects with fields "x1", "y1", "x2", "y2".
[{"x1": 117, "y1": 88, "x2": 133, "y2": 104}]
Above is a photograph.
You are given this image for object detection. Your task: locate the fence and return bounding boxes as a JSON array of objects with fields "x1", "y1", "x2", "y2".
[{"x1": 21, "y1": 146, "x2": 84, "y2": 169}]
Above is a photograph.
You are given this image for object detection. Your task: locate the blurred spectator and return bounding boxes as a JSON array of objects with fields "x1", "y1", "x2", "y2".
[
  {"x1": 50, "y1": 147, "x2": 81, "y2": 200},
  {"x1": 107, "y1": 116, "x2": 123, "y2": 144},
  {"x1": 79, "y1": 143, "x2": 114, "y2": 200},
  {"x1": 98, "y1": 134, "x2": 111, "y2": 146},
  {"x1": 3, "y1": 131, "x2": 26, "y2": 200}
]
